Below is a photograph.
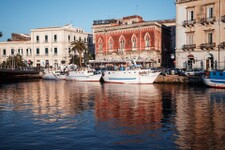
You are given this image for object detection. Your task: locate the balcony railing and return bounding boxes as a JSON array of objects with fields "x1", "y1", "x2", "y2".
[
  {"x1": 221, "y1": 15, "x2": 225, "y2": 23},
  {"x1": 200, "y1": 17, "x2": 216, "y2": 25},
  {"x1": 182, "y1": 44, "x2": 196, "y2": 51},
  {"x1": 183, "y1": 19, "x2": 196, "y2": 27},
  {"x1": 218, "y1": 42, "x2": 225, "y2": 49},
  {"x1": 200, "y1": 43, "x2": 216, "y2": 50}
]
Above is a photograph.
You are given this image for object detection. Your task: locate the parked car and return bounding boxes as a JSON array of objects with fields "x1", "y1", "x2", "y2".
[
  {"x1": 174, "y1": 68, "x2": 186, "y2": 76},
  {"x1": 184, "y1": 68, "x2": 204, "y2": 76}
]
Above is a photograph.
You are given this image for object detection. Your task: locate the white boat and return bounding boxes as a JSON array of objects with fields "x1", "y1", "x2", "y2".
[
  {"x1": 66, "y1": 69, "x2": 102, "y2": 82},
  {"x1": 42, "y1": 69, "x2": 66, "y2": 80},
  {"x1": 102, "y1": 68, "x2": 160, "y2": 84},
  {"x1": 202, "y1": 70, "x2": 225, "y2": 88}
]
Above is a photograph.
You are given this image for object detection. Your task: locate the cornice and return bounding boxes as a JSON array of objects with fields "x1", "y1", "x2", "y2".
[{"x1": 176, "y1": 0, "x2": 198, "y2": 4}]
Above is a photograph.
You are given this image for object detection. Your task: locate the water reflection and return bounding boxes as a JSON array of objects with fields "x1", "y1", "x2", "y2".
[
  {"x1": 1, "y1": 81, "x2": 225, "y2": 149},
  {"x1": 96, "y1": 83, "x2": 162, "y2": 136}
]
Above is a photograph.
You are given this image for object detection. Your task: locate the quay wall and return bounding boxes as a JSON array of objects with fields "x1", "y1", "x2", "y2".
[{"x1": 154, "y1": 75, "x2": 203, "y2": 84}]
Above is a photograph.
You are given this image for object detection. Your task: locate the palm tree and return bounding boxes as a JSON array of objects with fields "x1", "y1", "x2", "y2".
[{"x1": 70, "y1": 38, "x2": 87, "y2": 67}]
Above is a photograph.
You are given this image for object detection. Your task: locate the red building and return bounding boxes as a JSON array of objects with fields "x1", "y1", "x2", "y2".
[{"x1": 91, "y1": 15, "x2": 175, "y2": 68}]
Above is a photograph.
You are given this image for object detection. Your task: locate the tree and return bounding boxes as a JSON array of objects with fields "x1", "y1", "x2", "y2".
[
  {"x1": 0, "y1": 32, "x2": 2, "y2": 38},
  {"x1": 70, "y1": 38, "x2": 87, "y2": 67},
  {"x1": 0, "y1": 54, "x2": 27, "y2": 68}
]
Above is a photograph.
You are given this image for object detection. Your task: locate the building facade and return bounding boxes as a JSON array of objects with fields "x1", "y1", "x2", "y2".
[
  {"x1": 0, "y1": 24, "x2": 93, "y2": 68},
  {"x1": 176, "y1": 0, "x2": 225, "y2": 70},
  {"x1": 92, "y1": 16, "x2": 175, "y2": 68}
]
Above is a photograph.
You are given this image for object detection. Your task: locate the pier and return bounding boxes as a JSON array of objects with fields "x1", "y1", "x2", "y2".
[
  {"x1": 0, "y1": 68, "x2": 41, "y2": 83},
  {"x1": 155, "y1": 75, "x2": 203, "y2": 84}
]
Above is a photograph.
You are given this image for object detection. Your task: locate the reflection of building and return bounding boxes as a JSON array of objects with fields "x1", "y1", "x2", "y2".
[
  {"x1": 176, "y1": 0, "x2": 225, "y2": 70},
  {"x1": 95, "y1": 84, "x2": 163, "y2": 136},
  {"x1": 92, "y1": 16, "x2": 175, "y2": 68},
  {"x1": 0, "y1": 24, "x2": 93, "y2": 67}
]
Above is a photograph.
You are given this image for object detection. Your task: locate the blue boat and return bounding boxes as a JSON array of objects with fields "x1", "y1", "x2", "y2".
[{"x1": 202, "y1": 70, "x2": 225, "y2": 88}]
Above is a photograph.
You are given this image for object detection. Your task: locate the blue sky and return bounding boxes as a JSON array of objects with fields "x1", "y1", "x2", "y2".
[{"x1": 0, "y1": 0, "x2": 176, "y2": 42}]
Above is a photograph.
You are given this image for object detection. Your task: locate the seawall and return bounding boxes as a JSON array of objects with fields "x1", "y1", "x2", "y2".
[{"x1": 154, "y1": 75, "x2": 203, "y2": 84}]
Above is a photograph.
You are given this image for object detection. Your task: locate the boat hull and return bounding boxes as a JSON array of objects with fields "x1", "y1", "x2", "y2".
[
  {"x1": 102, "y1": 70, "x2": 160, "y2": 84},
  {"x1": 202, "y1": 77, "x2": 225, "y2": 88},
  {"x1": 66, "y1": 71, "x2": 102, "y2": 82}
]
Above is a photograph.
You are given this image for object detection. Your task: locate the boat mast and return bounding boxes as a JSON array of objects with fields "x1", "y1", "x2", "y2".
[{"x1": 218, "y1": 0, "x2": 221, "y2": 69}]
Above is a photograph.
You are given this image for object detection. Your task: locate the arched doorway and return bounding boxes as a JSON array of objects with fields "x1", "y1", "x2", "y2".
[
  {"x1": 187, "y1": 54, "x2": 194, "y2": 70},
  {"x1": 206, "y1": 53, "x2": 214, "y2": 70}
]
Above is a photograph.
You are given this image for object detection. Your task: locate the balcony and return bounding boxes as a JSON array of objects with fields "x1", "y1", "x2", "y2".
[
  {"x1": 200, "y1": 17, "x2": 216, "y2": 25},
  {"x1": 183, "y1": 19, "x2": 196, "y2": 27},
  {"x1": 200, "y1": 43, "x2": 216, "y2": 50},
  {"x1": 182, "y1": 44, "x2": 196, "y2": 51},
  {"x1": 218, "y1": 42, "x2": 225, "y2": 49},
  {"x1": 221, "y1": 15, "x2": 225, "y2": 23}
]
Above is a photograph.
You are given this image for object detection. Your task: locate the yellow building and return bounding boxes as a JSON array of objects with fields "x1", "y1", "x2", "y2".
[{"x1": 176, "y1": 0, "x2": 225, "y2": 70}]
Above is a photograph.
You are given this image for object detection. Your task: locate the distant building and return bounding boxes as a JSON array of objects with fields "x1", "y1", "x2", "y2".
[
  {"x1": 0, "y1": 24, "x2": 93, "y2": 68},
  {"x1": 92, "y1": 15, "x2": 175, "y2": 68},
  {"x1": 176, "y1": 0, "x2": 225, "y2": 70}
]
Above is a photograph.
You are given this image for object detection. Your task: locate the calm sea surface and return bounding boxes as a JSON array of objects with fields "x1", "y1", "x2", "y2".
[{"x1": 1, "y1": 80, "x2": 225, "y2": 150}]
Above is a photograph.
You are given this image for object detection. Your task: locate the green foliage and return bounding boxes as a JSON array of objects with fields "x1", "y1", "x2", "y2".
[
  {"x1": 70, "y1": 38, "x2": 87, "y2": 67},
  {"x1": 0, "y1": 54, "x2": 27, "y2": 68}
]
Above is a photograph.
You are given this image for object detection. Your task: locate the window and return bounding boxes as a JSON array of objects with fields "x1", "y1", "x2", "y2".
[
  {"x1": 132, "y1": 36, "x2": 137, "y2": 48},
  {"x1": 45, "y1": 48, "x2": 48, "y2": 55},
  {"x1": 3, "y1": 49, "x2": 6, "y2": 56},
  {"x1": 99, "y1": 43, "x2": 103, "y2": 51},
  {"x1": 54, "y1": 48, "x2": 58, "y2": 55},
  {"x1": 187, "y1": 33, "x2": 194, "y2": 45},
  {"x1": 144, "y1": 34, "x2": 150, "y2": 48},
  {"x1": 108, "y1": 38, "x2": 113, "y2": 50},
  {"x1": 188, "y1": 10, "x2": 194, "y2": 21},
  {"x1": 68, "y1": 48, "x2": 71, "y2": 54},
  {"x1": 208, "y1": 32, "x2": 213, "y2": 43},
  {"x1": 54, "y1": 35, "x2": 57, "y2": 42},
  {"x1": 120, "y1": 40, "x2": 125, "y2": 49},
  {"x1": 26, "y1": 49, "x2": 29, "y2": 56},
  {"x1": 45, "y1": 35, "x2": 48, "y2": 43},
  {"x1": 68, "y1": 35, "x2": 70, "y2": 42},
  {"x1": 11, "y1": 49, "x2": 14, "y2": 55},
  {"x1": 18, "y1": 49, "x2": 20, "y2": 54},
  {"x1": 207, "y1": 6, "x2": 214, "y2": 18},
  {"x1": 98, "y1": 38, "x2": 103, "y2": 52},
  {"x1": 36, "y1": 36, "x2": 39, "y2": 43},
  {"x1": 36, "y1": 48, "x2": 40, "y2": 55},
  {"x1": 74, "y1": 36, "x2": 76, "y2": 41},
  {"x1": 119, "y1": 36, "x2": 125, "y2": 50}
]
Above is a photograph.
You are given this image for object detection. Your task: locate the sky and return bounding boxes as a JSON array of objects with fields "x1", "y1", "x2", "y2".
[{"x1": 0, "y1": 0, "x2": 176, "y2": 42}]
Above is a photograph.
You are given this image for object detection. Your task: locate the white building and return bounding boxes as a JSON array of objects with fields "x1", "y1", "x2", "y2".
[
  {"x1": 176, "y1": 0, "x2": 225, "y2": 70},
  {"x1": 0, "y1": 24, "x2": 93, "y2": 68}
]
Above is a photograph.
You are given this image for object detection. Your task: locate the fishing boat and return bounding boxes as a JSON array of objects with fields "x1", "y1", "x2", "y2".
[
  {"x1": 42, "y1": 69, "x2": 66, "y2": 80},
  {"x1": 102, "y1": 64, "x2": 160, "y2": 84},
  {"x1": 202, "y1": 70, "x2": 225, "y2": 88},
  {"x1": 66, "y1": 68, "x2": 102, "y2": 82}
]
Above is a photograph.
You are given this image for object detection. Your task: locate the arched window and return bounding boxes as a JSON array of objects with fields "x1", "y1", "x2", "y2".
[
  {"x1": 144, "y1": 33, "x2": 150, "y2": 48},
  {"x1": 131, "y1": 34, "x2": 137, "y2": 49},
  {"x1": 98, "y1": 38, "x2": 103, "y2": 52},
  {"x1": 108, "y1": 37, "x2": 114, "y2": 50},
  {"x1": 119, "y1": 36, "x2": 126, "y2": 50}
]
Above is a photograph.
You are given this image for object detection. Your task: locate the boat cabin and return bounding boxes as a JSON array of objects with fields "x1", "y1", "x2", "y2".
[{"x1": 210, "y1": 71, "x2": 225, "y2": 79}]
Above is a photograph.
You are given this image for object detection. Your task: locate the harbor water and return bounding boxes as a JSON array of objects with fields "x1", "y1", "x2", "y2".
[{"x1": 1, "y1": 80, "x2": 225, "y2": 149}]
